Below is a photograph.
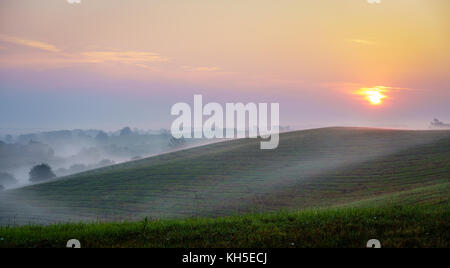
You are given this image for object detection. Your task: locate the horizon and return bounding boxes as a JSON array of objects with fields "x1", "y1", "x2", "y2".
[{"x1": 1, "y1": 124, "x2": 448, "y2": 138}]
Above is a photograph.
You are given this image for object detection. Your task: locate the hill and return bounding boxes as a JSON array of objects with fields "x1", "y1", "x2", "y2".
[{"x1": 0, "y1": 127, "x2": 449, "y2": 226}]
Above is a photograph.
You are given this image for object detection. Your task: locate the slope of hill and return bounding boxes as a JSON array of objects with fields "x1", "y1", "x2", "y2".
[{"x1": 0, "y1": 127, "x2": 449, "y2": 226}]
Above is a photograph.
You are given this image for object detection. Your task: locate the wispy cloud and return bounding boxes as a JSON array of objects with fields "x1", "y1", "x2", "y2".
[
  {"x1": 348, "y1": 39, "x2": 376, "y2": 46},
  {"x1": 181, "y1": 65, "x2": 222, "y2": 72},
  {"x1": 195, "y1": 67, "x2": 222, "y2": 72},
  {"x1": 0, "y1": 44, "x2": 169, "y2": 72},
  {"x1": 323, "y1": 82, "x2": 415, "y2": 93},
  {"x1": 0, "y1": 35, "x2": 172, "y2": 74},
  {"x1": 80, "y1": 51, "x2": 168, "y2": 64},
  {"x1": 0, "y1": 34, "x2": 61, "y2": 52}
]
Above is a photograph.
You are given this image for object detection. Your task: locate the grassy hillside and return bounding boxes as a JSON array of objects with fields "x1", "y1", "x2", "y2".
[
  {"x1": 1, "y1": 203, "x2": 448, "y2": 248},
  {"x1": 0, "y1": 127, "x2": 449, "y2": 226}
]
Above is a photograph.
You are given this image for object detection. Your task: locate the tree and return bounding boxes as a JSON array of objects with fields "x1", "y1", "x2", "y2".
[
  {"x1": 119, "y1": 127, "x2": 133, "y2": 136},
  {"x1": 29, "y1": 164, "x2": 56, "y2": 183},
  {"x1": 0, "y1": 172, "x2": 18, "y2": 188},
  {"x1": 95, "y1": 131, "x2": 109, "y2": 141}
]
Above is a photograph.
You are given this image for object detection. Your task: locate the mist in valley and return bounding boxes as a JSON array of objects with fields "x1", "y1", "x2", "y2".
[{"x1": 0, "y1": 127, "x2": 202, "y2": 189}]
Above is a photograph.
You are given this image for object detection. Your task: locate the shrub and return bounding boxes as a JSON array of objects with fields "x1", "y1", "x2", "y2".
[{"x1": 29, "y1": 164, "x2": 56, "y2": 183}]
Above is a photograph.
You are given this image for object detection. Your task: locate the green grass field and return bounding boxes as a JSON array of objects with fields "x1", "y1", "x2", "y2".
[
  {"x1": 0, "y1": 127, "x2": 449, "y2": 247},
  {"x1": 1, "y1": 202, "x2": 448, "y2": 248}
]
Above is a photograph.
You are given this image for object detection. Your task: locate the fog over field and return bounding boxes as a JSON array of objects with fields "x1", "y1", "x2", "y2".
[
  {"x1": 0, "y1": 127, "x2": 209, "y2": 188},
  {"x1": 0, "y1": 127, "x2": 448, "y2": 226}
]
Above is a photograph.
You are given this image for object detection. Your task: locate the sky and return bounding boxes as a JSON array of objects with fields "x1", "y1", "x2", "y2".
[{"x1": 0, "y1": 0, "x2": 449, "y2": 134}]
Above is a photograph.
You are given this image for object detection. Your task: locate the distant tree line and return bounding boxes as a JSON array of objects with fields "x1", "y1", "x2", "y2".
[{"x1": 0, "y1": 126, "x2": 204, "y2": 189}]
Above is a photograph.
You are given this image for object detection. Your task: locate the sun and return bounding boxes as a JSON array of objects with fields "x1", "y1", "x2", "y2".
[
  {"x1": 365, "y1": 90, "x2": 386, "y2": 105},
  {"x1": 356, "y1": 86, "x2": 388, "y2": 105}
]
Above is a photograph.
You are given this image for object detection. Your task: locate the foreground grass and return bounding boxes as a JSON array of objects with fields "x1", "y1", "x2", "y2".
[{"x1": 1, "y1": 204, "x2": 448, "y2": 248}]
